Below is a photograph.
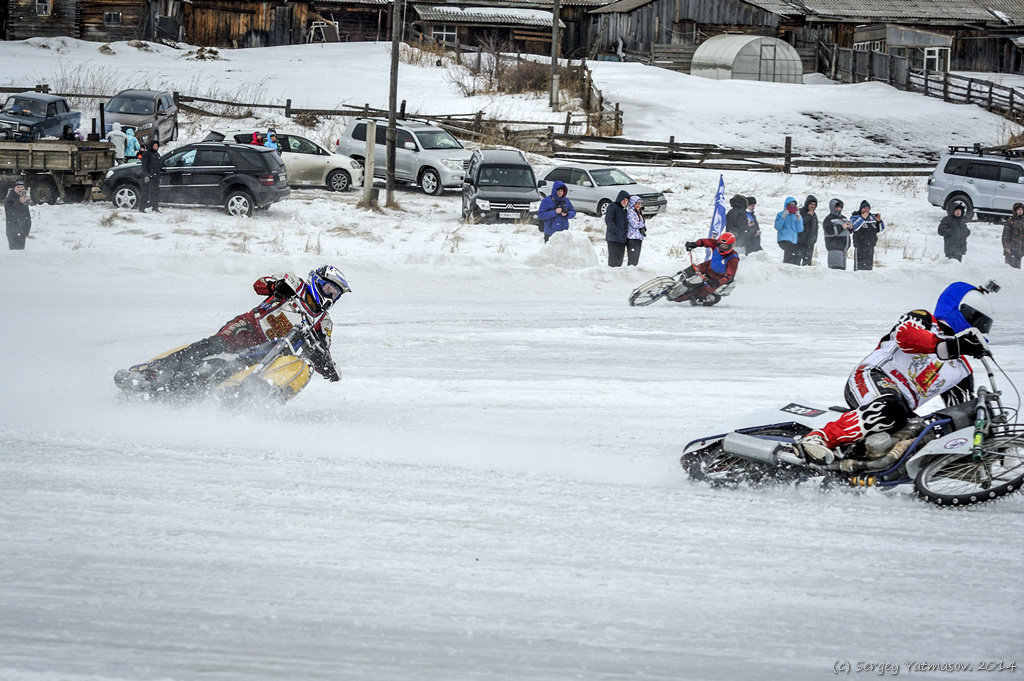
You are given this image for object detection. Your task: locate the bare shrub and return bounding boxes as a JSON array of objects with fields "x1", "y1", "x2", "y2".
[
  {"x1": 98, "y1": 44, "x2": 115, "y2": 55},
  {"x1": 127, "y1": 40, "x2": 152, "y2": 52},
  {"x1": 293, "y1": 111, "x2": 320, "y2": 128},
  {"x1": 500, "y1": 59, "x2": 548, "y2": 95}
]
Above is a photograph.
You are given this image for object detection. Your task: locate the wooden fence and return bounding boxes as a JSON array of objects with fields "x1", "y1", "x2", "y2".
[
  {"x1": 821, "y1": 42, "x2": 1024, "y2": 126},
  {"x1": 538, "y1": 133, "x2": 936, "y2": 176}
]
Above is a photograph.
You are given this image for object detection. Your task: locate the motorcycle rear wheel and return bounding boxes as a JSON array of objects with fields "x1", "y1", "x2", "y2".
[
  {"x1": 629, "y1": 276, "x2": 677, "y2": 307},
  {"x1": 914, "y1": 439, "x2": 1024, "y2": 506}
]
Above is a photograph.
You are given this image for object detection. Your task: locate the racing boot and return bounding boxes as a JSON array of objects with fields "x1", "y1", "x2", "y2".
[
  {"x1": 797, "y1": 406, "x2": 887, "y2": 464},
  {"x1": 797, "y1": 431, "x2": 837, "y2": 464}
]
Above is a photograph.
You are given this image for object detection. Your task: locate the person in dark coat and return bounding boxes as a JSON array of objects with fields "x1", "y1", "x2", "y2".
[
  {"x1": 725, "y1": 194, "x2": 749, "y2": 254},
  {"x1": 821, "y1": 198, "x2": 852, "y2": 270},
  {"x1": 744, "y1": 196, "x2": 762, "y2": 253},
  {"x1": 1002, "y1": 202, "x2": 1024, "y2": 269},
  {"x1": 604, "y1": 190, "x2": 630, "y2": 267},
  {"x1": 937, "y1": 201, "x2": 970, "y2": 261},
  {"x1": 139, "y1": 139, "x2": 163, "y2": 213},
  {"x1": 850, "y1": 200, "x2": 885, "y2": 271},
  {"x1": 796, "y1": 195, "x2": 819, "y2": 266},
  {"x1": 5, "y1": 180, "x2": 31, "y2": 250}
]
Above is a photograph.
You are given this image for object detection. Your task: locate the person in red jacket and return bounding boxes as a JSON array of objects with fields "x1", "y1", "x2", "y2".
[
  {"x1": 117, "y1": 265, "x2": 350, "y2": 390},
  {"x1": 798, "y1": 281, "x2": 995, "y2": 464},
  {"x1": 670, "y1": 232, "x2": 740, "y2": 305}
]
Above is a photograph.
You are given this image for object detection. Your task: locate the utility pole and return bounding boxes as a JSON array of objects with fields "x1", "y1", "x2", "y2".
[
  {"x1": 386, "y1": 0, "x2": 402, "y2": 206},
  {"x1": 549, "y1": 0, "x2": 560, "y2": 109}
]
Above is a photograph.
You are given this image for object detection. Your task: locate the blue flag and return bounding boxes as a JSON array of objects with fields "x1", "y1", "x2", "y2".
[
  {"x1": 708, "y1": 174, "x2": 727, "y2": 239},
  {"x1": 705, "y1": 175, "x2": 727, "y2": 259}
]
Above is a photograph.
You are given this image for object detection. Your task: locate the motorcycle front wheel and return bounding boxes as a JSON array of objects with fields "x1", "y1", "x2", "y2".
[
  {"x1": 914, "y1": 439, "x2": 1024, "y2": 506},
  {"x1": 629, "y1": 276, "x2": 677, "y2": 307}
]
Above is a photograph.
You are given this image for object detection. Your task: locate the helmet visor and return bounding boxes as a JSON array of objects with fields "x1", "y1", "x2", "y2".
[
  {"x1": 961, "y1": 303, "x2": 993, "y2": 334},
  {"x1": 320, "y1": 280, "x2": 344, "y2": 303},
  {"x1": 717, "y1": 242, "x2": 732, "y2": 252}
]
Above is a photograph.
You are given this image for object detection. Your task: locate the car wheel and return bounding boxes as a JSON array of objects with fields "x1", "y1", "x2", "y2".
[
  {"x1": 597, "y1": 199, "x2": 611, "y2": 218},
  {"x1": 419, "y1": 168, "x2": 442, "y2": 195},
  {"x1": 30, "y1": 179, "x2": 59, "y2": 205},
  {"x1": 326, "y1": 169, "x2": 351, "y2": 192},
  {"x1": 112, "y1": 183, "x2": 140, "y2": 210},
  {"x1": 946, "y1": 193, "x2": 974, "y2": 222},
  {"x1": 225, "y1": 190, "x2": 255, "y2": 217}
]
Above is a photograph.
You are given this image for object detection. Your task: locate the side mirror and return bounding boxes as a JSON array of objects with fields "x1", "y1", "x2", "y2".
[
  {"x1": 581, "y1": 180, "x2": 593, "y2": 187},
  {"x1": 403, "y1": 141, "x2": 416, "y2": 151},
  {"x1": 538, "y1": 180, "x2": 546, "y2": 188},
  {"x1": 1018, "y1": 177, "x2": 1024, "y2": 184}
]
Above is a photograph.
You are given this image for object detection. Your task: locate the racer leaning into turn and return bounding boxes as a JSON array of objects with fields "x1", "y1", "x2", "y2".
[
  {"x1": 670, "y1": 232, "x2": 740, "y2": 305},
  {"x1": 797, "y1": 281, "x2": 995, "y2": 464},
  {"x1": 117, "y1": 265, "x2": 351, "y2": 389}
]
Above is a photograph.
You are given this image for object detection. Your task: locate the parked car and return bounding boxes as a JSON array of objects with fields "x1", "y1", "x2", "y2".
[
  {"x1": 100, "y1": 141, "x2": 290, "y2": 217},
  {"x1": 462, "y1": 148, "x2": 543, "y2": 223},
  {"x1": 103, "y1": 89, "x2": 178, "y2": 144},
  {"x1": 336, "y1": 118, "x2": 471, "y2": 195},
  {"x1": 0, "y1": 92, "x2": 80, "y2": 141},
  {"x1": 539, "y1": 165, "x2": 668, "y2": 218},
  {"x1": 927, "y1": 145, "x2": 1024, "y2": 221},
  {"x1": 203, "y1": 128, "x2": 363, "y2": 191}
]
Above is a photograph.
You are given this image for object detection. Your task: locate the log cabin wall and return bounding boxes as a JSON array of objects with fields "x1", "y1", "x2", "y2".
[
  {"x1": 183, "y1": 0, "x2": 307, "y2": 47},
  {"x1": 7, "y1": 0, "x2": 78, "y2": 39}
]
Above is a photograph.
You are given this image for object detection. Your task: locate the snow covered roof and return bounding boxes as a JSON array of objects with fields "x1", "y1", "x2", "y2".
[
  {"x1": 412, "y1": 5, "x2": 564, "y2": 28},
  {"x1": 591, "y1": 0, "x2": 1024, "y2": 25}
]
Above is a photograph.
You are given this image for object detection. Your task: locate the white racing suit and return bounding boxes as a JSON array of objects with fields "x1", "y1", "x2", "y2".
[{"x1": 809, "y1": 309, "x2": 974, "y2": 452}]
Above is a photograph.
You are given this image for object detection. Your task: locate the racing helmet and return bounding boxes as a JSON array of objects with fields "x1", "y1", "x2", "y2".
[
  {"x1": 717, "y1": 232, "x2": 736, "y2": 252},
  {"x1": 304, "y1": 265, "x2": 351, "y2": 311},
  {"x1": 934, "y1": 281, "x2": 995, "y2": 335}
]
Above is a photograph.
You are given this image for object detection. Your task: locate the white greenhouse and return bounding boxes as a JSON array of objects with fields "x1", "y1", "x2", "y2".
[{"x1": 690, "y1": 34, "x2": 804, "y2": 84}]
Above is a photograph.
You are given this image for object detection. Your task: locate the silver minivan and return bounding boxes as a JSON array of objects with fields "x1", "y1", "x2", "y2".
[
  {"x1": 336, "y1": 118, "x2": 471, "y2": 195},
  {"x1": 927, "y1": 147, "x2": 1024, "y2": 221}
]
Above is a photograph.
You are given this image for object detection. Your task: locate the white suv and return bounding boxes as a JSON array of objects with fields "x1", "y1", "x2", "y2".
[
  {"x1": 336, "y1": 118, "x2": 471, "y2": 195},
  {"x1": 927, "y1": 146, "x2": 1024, "y2": 221},
  {"x1": 203, "y1": 129, "x2": 363, "y2": 191}
]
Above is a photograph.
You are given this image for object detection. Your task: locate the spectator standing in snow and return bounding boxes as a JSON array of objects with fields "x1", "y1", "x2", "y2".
[
  {"x1": 625, "y1": 195, "x2": 646, "y2": 266},
  {"x1": 821, "y1": 198, "x2": 853, "y2": 270},
  {"x1": 5, "y1": 180, "x2": 31, "y2": 250},
  {"x1": 264, "y1": 130, "x2": 279, "y2": 151},
  {"x1": 105, "y1": 122, "x2": 127, "y2": 164},
  {"x1": 774, "y1": 196, "x2": 803, "y2": 265},
  {"x1": 850, "y1": 200, "x2": 885, "y2": 271},
  {"x1": 1002, "y1": 202, "x2": 1024, "y2": 269},
  {"x1": 797, "y1": 195, "x2": 819, "y2": 266},
  {"x1": 124, "y1": 128, "x2": 140, "y2": 162},
  {"x1": 744, "y1": 196, "x2": 762, "y2": 253},
  {"x1": 726, "y1": 195, "x2": 749, "y2": 254},
  {"x1": 604, "y1": 190, "x2": 630, "y2": 267},
  {"x1": 937, "y1": 201, "x2": 971, "y2": 262},
  {"x1": 139, "y1": 139, "x2": 163, "y2": 213},
  {"x1": 538, "y1": 180, "x2": 577, "y2": 243}
]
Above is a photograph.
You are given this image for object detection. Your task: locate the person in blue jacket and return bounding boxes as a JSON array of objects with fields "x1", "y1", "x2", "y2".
[
  {"x1": 123, "y1": 128, "x2": 140, "y2": 162},
  {"x1": 264, "y1": 129, "x2": 279, "y2": 151},
  {"x1": 774, "y1": 196, "x2": 803, "y2": 264},
  {"x1": 538, "y1": 180, "x2": 576, "y2": 243}
]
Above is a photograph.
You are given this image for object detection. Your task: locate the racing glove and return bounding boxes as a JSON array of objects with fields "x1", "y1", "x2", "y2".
[
  {"x1": 685, "y1": 241, "x2": 698, "y2": 251},
  {"x1": 939, "y1": 329, "x2": 989, "y2": 360}
]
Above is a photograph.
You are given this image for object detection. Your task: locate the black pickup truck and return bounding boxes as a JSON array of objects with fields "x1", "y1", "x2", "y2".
[{"x1": 0, "y1": 92, "x2": 81, "y2": 141}]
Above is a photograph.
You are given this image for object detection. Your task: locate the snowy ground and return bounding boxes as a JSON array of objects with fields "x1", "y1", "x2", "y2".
[{"x1": 1, "y1": 40, "x2": 1024, "y2": 680}]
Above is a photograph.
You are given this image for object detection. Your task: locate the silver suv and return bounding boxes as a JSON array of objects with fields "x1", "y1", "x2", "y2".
[
  {"x1": 927, "y1": 145, "x2": 1024, "y2": 221},
  {"x1": 335, "y1": 118, "x2": 471, "y2": 195}
]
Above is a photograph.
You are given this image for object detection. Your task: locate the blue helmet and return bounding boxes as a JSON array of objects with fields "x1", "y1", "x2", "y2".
[
  {"x1": 304, "y1": 265, "x2": 351, "y2": 311},
  {"x1": 934, "y1": 282, "x2": 994, "y2": 334}
]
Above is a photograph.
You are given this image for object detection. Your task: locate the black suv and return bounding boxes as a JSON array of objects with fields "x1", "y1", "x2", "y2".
[
  {"x1": 100, "y1": 142, "x2": 290, "y2": 216},
  {"x1": 461, "y1": 149, "x2": 543, "y2": 222}
]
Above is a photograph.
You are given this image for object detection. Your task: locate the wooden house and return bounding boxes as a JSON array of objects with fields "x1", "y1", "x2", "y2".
[
  {"x1": 183, "y1": 0, "x2": 307, "y2": 47},
  {"x1": 589, "y1": 0, "x2": 1024, "y2": 73}
]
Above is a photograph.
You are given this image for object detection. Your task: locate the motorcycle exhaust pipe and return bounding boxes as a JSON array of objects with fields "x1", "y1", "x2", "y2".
[{"x1": 723, "y1": 432, "x2": 796, "y2": 465}]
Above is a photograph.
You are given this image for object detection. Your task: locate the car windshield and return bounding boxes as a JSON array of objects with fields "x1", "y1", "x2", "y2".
[
  {"x1": 415, "y1": 130, "x2": 463, "y2": 150},
  {"x1": 480, "y1": 165, "x2": 536, "y2": 188},
  {"x1": 107, "y1": 96, "x2": 156, "y2": 116},
  {"x1": 589, "y1": 168, "x2": 636, "y2": 186},
  {"x1": 2, "y1": 97, "x2": 46, "y2": 117}
]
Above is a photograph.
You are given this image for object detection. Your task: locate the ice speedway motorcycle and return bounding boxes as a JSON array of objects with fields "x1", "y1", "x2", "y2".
[
  {"x1": 629, "y1": 252, "x2": 736, "y2": 307},
  {"x1": 680, "y1": 346, "x2": 1024, "y2": 507},
  {"x1": 114, "y1": 299, "x2": 333, "y2": 405}
]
